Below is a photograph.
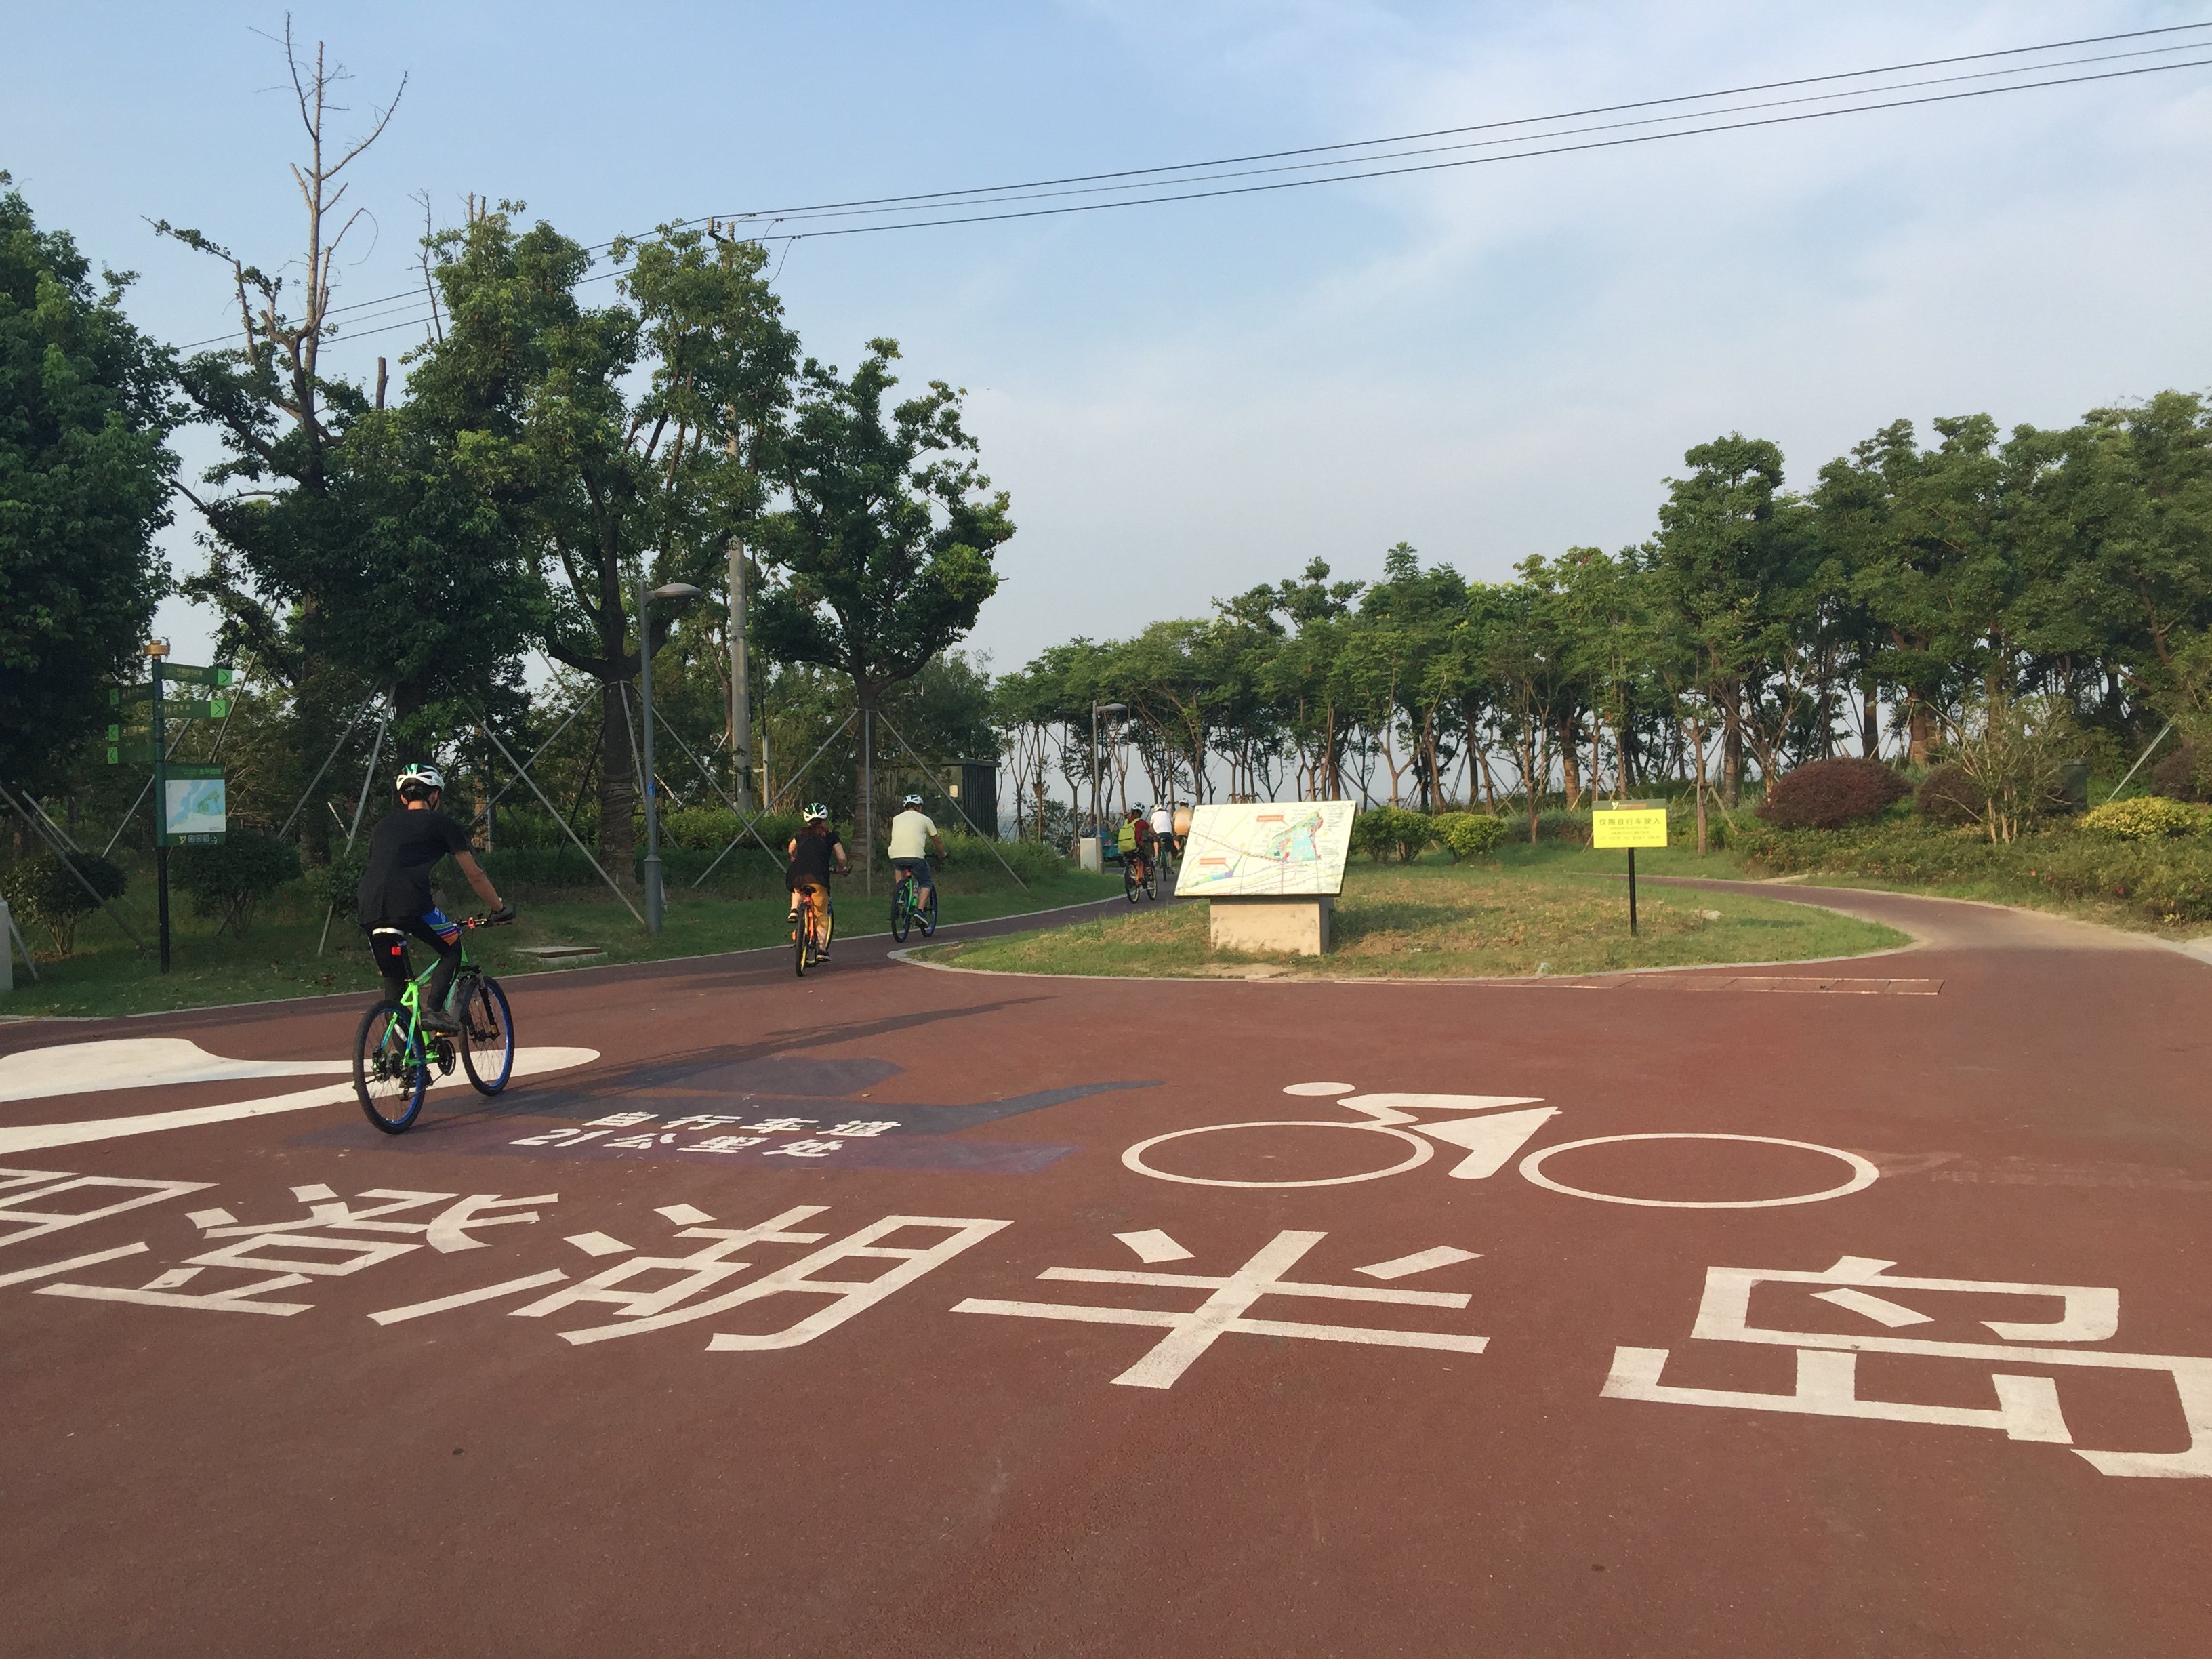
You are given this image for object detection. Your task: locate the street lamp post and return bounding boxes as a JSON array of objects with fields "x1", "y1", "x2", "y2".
[
  {"x1": 638, "y1": 579, "x2": 703, "y2": 936},
  {"x1": 1090, "y1": 701, "x2": 1126, "y2": 853}
]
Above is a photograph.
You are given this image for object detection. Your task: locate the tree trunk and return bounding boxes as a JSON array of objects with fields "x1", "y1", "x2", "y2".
[
  {"x1": 1559, "y1": 717, "x2": 1582, "y2": 813},
  {"x1": 1721, "y1": 697, "x2": 1743, "y2": 806},
  {"x1": 598, "y1": 678, "x2": 638, "y2": 890},
  {"x1": 1861, "y1": 677, "x2": 1881, "y2": 759},
  {"x1": 1907, "y1": 697, "x2": 1937, "y2": 765},
  {"x1": 1523, "y1": 729, "x2": 1540, "y2": 844},
  {"x1": 1692, "y1": 712, "x2": 1710, "y2": 856}
]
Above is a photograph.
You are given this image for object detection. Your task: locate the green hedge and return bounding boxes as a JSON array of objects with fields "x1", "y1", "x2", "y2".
[
  {"x1": 1351, "y1": 806, "x2": 1434, "y2": 862},
  {"x1": 1433, "y1": 811, "x2": 1510, "y2": 860},
  {"x1": 1736, "y1": 816, "x2": 2212, "y2": 924}
]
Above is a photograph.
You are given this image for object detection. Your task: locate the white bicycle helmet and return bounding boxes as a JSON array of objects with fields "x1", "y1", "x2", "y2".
[
  {"x1": 396, "y1": 763, "x2": 445, "y2": 796},
  {"x1": 902, "y1": 793, "x2": 924, "y2": 807},
  {"x1": 804, "y1": 802, "x2": 831, "y2": 822}
]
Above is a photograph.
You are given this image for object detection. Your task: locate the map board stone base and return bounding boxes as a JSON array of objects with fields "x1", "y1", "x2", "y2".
[{"x1": 1210, "y1": 894, "x2": 1333, "y2": 956}]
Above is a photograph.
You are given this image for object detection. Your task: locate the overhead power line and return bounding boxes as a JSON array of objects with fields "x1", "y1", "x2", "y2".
[{"x1": 174, "y1": 20, "x2": 2212, "y2": 353}]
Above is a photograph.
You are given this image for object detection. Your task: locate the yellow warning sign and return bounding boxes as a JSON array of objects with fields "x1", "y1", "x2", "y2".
[{"x1": 1591, "y1": 806, "x2": 1668, "y2": 849}]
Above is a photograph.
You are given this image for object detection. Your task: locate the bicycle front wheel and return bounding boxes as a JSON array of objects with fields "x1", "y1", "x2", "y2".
[
  {"x1": 355, "y1": 1000, "x2": 427, "y2": 1134},
  {"x1": 459, "y1": 975, "x2": 516, "y2": 1095}
]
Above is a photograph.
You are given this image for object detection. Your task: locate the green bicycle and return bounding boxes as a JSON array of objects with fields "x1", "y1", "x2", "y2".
[
  {"x1": 353, "y1": 915, "x2": 516, "y2": 1134},
  {"x1": 890, "y1": 864, "x2": 939, "y2": 943}
]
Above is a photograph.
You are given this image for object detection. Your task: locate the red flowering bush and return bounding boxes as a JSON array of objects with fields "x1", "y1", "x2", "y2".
[{"x1": 1756, "y1": 758, "x2": 1910, "y2": 831}]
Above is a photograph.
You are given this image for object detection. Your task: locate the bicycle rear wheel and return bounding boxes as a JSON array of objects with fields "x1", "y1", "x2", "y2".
[
  {"x1": 891, "y1": 884, "x2": 912, "y2": 943},
  {"x1": 355, "y1": 1000, "x2": 427, "y2": 1134},
  {"x1": 795, "y1": 910, "x2": 814, "y2": 976},
  {"x1": 919, "y1": 886, "x2": 937, "y2": 937},
  {"x1": 1145, "y1": 860, "x2": 1159, "y2": 900},
  {"x1": 1124, "y1": 861, "x2": 1140, "y2": 903},
  {"x1": 459, "y1": 974, "x2": 515, "y2": 1095}
]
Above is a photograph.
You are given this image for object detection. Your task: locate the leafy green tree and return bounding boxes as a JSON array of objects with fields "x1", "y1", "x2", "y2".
[
  {"x1": 0, "y1": 178, "x2": 175, "y2": 793},
  {"x1": 752, "y1": 336, "x2": 1012, "y2": 861},
  {"x1": 419, "y1": 206, "x2": 797, "y2": 877},
  {"x1": 1652, "y1": 434, "x2": 1806, "y2": 800}
]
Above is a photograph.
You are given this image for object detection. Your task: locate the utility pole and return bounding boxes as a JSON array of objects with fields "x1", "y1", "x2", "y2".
[
  {"x1": 729, "y1": 527, "x2": 752, "y2": 810},
  {"x1": 638, "y1": 581, "x2": 703, "y2": 937},
  {"x1": 725, "y1": 421, "x2": 754, "y2": 811},
  {"x1": 147, "y1": 640, "x2": 170, "y2": 972}
]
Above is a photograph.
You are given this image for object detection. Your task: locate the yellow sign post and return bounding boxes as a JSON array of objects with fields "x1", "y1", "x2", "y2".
[{"x1": 1591, "y1": 803, "x2": 1669, "y2": 935}]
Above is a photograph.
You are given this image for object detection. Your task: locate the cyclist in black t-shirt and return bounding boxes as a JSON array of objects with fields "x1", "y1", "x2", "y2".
[
  {"x1": 356, "y1": 764, "x2": 512, "y2": 1031},
  {"x1": 785, "y1": 803, "x2": 849, "y2": 959}
]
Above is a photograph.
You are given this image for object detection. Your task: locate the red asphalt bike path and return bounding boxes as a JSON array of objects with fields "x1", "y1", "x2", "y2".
[{"x1": 1, "y1": 882, "x2": 2209, "y2": 1656}]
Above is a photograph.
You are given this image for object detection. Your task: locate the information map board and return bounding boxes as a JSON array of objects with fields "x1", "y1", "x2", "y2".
[
  {"x1": 1174, "y1": 800, "x2": 1354, "y2": 898},
  {"x1": 161, "y1": 766, "x2": 227, "y2": 846}
]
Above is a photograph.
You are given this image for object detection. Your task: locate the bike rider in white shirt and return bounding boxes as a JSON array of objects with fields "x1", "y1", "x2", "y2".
[{"x1": 888, "y1": 794, "x2": 947, "y2": 904}]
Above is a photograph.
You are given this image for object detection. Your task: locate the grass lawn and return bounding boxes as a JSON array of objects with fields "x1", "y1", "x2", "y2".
[
  {"x1": 918, "y1": 853, "x2": 1904, "y2": 981},
  {"x1": 1, "y1": 861, "x2": 1122, "y2": 1021}
]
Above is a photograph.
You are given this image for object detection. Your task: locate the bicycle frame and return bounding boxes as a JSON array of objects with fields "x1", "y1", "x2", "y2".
[{"x1": 374, "y1": 932, "x2": 478, "y2": 1050}]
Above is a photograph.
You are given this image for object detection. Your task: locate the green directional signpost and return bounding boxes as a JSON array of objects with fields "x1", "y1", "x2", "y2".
[{"x1": 109, "y1": 651, "x2": 233, "y2": 971}]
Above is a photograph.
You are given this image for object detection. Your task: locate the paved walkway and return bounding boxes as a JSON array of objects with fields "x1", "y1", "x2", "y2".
[{"x1": 3, "y1": 884, "x2": 2208, "y2": 1656}]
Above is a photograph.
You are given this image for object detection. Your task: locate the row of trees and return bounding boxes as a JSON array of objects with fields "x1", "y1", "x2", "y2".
[
  {"x1": 2, "y1": 31, "x2": 1012, "y2": 885},
  {"x1": 996, "y1": 399, "x2": 2212, "y2": 846}
]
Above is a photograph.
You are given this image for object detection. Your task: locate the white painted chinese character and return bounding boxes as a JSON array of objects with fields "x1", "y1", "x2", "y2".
[
  {"x1": 684, "y1": 1136, "x2": 766, "y2": 1155},
  {"x1": 954, "y1": 1228, "x2": 1486, "y2": 1388},
  {"x1": 0, "y1": 1166, "x2": 211, "y2": 1251},
  {"x1": 762, "y1": 1139, "x2": 843, "y2": 1159},
  {"x1": 663, "y1": 1114, "x2": 744, "y2": 1132},
  {"x1": 744, "y1": 1118, "x2": 815, "y2": 1134},
  {"x1": 585, "y1": 1111, "x2": 657, "y2": 1129},
  {"x1": 510, "y1": 1206, "x2": 1010, "y2": 1350},
  {"x1": 39, "y1": 1184, "x2": 552, "y2": 1317},
  {"x1": 1603, "y1": 1255, "x2": 2212, "y2": 1478},
  {"x1": 605, "y1": 1134, "x2": 669, "y2": 1150},
  {"x1": 826, "y1": 1120, "x2": 899, "y2": 1138}
]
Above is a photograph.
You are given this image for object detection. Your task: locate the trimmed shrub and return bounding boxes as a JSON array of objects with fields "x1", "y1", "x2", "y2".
[
  {"x1": 172, "y1": 829, "x2": 303, "y2": 936},
  {"x1": 1534, "y1": 808, "x2": 1593, "y2": 845},
  {"x1": 1756, "y1": 757, "x2": 1909, "y2": 831},
  {"x1": 1433, "y1": 811, "x2": 1509, "y2": 861},
  {"x1": 2150, "y1": 742, "x2": 2210, "y2": 803},
  {"x1": 1351, "y1": 806, "x2": 1433, "y2": 862},
  {"x1": 2081, "y1": 795, "x2": 2204, "y2": 840},
  {"x1": 1916, "y1": 764, "x2": 1987, "y2": 827},
  {"x1": 0, "y1": 853, "x2": 128, "y2": 955},
  {"x1": 308, "y1": 844, "x2": 370, "y2": 913}
]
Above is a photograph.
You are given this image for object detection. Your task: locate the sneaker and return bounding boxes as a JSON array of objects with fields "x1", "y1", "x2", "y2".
[
  {"x1": 785, "y1": 908, "x2": 799, "y2": 924},
  {"x1": 420, "y1": 1007, "x2": 462, "y2": 1035}
]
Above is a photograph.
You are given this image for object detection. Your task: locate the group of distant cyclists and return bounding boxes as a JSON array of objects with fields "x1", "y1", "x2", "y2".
[{"x1": 350, "y1": 765, "x2": 964, "y2": 1017}]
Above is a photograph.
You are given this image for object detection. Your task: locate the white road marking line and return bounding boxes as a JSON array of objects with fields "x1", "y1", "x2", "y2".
[
  {"x1": 0, "y1": 1047, "x2": 599, "y2": 1153},
  {"x1": 1814, "y1": 1286, "x2": 1934, "y2": 1327},
  {"x1": 0, "y1": 1038, "x2": 351, "y2": 1104},
  {"x1": 368, "y1": 1269, "x2": 571, "y2": 1326},
  {"x1": 0, "y1": 1243, "x2": 148, "y2": 1288},
  {"x1": 565, "y1": 1231, "x2": 632, "y2": 1258},
  {"x1": 1356, "y1": 1246, "x2": 1480, "y2": 1281},
  {"x1": 655, "y1": 1204, "x2": 713, "y2": 1225},
  {"x1": 1114, "y1": 1229, "x2": 1193, "y2": 1264}
]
